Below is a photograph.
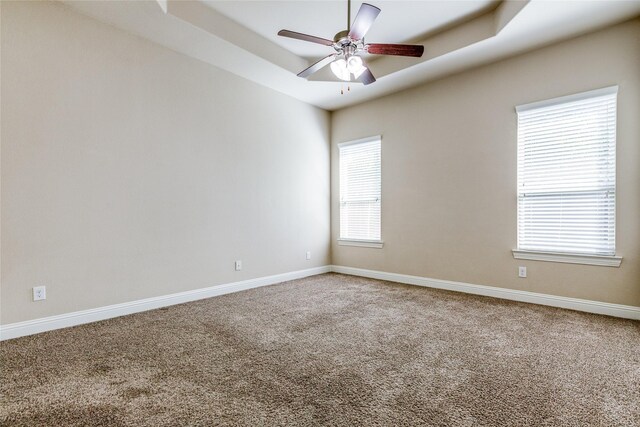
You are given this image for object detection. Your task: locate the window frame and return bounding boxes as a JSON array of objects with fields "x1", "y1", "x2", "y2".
[
  {"x1": 512, "y1": 86, "x2": 621, "y2": 267},
  {"x1": 337, "y1": 135, "x2": 383, "y2": 249}
]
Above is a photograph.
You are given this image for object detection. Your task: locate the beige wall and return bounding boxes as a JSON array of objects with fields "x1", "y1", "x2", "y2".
[
  {"x1": 2, "y1": 2, "x2": 638, "y2": 328},
  {"x1": 0, "y1": 1, "x2": 330, "y2": 324},
  {"x1": 332, "y1": 19, "x2": 640, "y2": 306}
]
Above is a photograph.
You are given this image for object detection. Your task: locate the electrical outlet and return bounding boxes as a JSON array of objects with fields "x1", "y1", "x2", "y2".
[
  {"x1": 306, "y1": 251, "x2": 311, "y2": 260},
  {"x1": 235, "y1": 260, "x2": 242, "y2": 271},
  {"x1": 33, "y1": 286, "x2": 46, "y2": 301},
  {"x1": 518, "y1": 266, "x2": 527, "y2": 278}
]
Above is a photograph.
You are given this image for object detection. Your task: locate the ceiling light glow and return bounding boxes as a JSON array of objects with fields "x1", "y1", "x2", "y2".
[
  {"x1": 330, "y1": 58, "x2": 351, "y2": 81},
  {"x1": 331, "y1": 55, "x2": 367, "y2": 82},
  {"x1": 346, "y1": 55, "x2": 364, "y2": 74}
]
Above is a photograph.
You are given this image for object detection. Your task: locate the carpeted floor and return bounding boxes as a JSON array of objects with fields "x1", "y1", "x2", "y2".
[{"x1": 1, "y1": 273, "x2": 639, "y2": 426}]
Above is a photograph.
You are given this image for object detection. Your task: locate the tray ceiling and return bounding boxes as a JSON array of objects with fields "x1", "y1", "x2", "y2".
[{"x1": 62, "y1": 0, "x2": 640, "y2": 111}]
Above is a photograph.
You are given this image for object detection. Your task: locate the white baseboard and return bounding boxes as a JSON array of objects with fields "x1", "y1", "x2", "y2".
[
  {"x1": 3, "y1": 264, "x2": 636, "y2": 341},
  {"x1": 331, "y1": 265, "x2": 640, "y2": 320},
  {"x1": 0, "y1": 266, "x2": 331, "y2": 341}
]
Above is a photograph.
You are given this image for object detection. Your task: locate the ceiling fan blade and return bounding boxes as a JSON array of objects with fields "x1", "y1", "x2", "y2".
[
  {"x1": 297, "y1": 54, "x2": 337, "y2": 78},
  {"x1": 367, "y1": 43, "x2": 424, "y2": 57},
  {"x1": 348, "y1": 3, "x2": 381, "y2": 41},
  {"x1": 277, "y1": 30, "x2": 334, "y2": 46},
  {"x1": 357, "y1": 61, "x2": 376, "y2": 85}
]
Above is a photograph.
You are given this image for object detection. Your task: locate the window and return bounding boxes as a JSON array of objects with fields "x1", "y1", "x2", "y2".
[
  {"x1": 514, "y1": 86, "x2": 621, "y2": 267},
  {"x1": 338, "y1": 136, "x2": 382, "y2": 248}
]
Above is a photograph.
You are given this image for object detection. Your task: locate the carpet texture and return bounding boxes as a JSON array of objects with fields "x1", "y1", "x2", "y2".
[{"x1": 1, "y1": 273, "x2": 639, "y2": 426}]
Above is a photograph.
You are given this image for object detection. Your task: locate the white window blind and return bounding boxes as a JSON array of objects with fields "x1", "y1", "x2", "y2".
[
  {"x1": 339, "y1": 137, "x2": 381, "y2": 242},
  {"x1": 516, "y1": 86, "x2": 617, "y2": 256}
]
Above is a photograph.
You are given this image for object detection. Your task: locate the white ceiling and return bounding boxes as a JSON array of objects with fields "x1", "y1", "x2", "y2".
[
  {"x1": 203, "y1": 1, "x2": 498, "y2": 59},
  {"x1": 62, "y1": 0, "x2": 640, "y2": 111}
]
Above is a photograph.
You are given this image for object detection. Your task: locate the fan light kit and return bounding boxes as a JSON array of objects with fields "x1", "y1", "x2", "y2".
[
  {"x1": 331, "y1": 55, "x2": 366, "y2": 81},
  {"x1": 278, "y1": 0, "x2": 424, "y2": 86}
]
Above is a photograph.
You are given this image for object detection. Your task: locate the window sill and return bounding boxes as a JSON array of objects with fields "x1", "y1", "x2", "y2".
[
  {"x1": 338, "y1": 239, "x2": 384, "y2": 249},
  {"x1": 512, "y1": 249, "x2": 622, "y2": 267}
]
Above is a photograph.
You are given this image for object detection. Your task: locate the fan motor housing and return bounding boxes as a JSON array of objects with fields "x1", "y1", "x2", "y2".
[{"x1": 333, "y1": 30, "x2": 350, "y2": 44}]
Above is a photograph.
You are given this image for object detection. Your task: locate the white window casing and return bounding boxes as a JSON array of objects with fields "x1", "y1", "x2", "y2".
[
  {"x1": 338, "y1": 136, "x2": 382, "y2": 247},
  {"x1": 514, "y1": 86, "x2": 621, "y2": 267}
]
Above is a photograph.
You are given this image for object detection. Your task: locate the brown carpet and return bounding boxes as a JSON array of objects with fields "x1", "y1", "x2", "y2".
[{"x1": 1, "y1": 273, "x2": 639, "y2": 426}]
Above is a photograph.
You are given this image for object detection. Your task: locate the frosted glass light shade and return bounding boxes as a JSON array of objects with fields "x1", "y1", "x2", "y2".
[
  {"x1": 330, "y1": 59, "x2": 350, "y2": 81},
  {"x1": 347, "y1": 55, "x2": 363, "y2": 73}
]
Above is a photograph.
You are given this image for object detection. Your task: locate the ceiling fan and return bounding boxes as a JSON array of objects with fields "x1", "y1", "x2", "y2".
[{"x1": 277, "y1": 0, "x2": 424, "y2": 85}]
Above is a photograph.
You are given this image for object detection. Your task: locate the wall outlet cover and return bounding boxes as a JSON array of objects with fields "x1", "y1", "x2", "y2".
[
  {"x1": 518, "y1": 266, "x2": 527, "y2": 278},
  {"x1": 33, "y1": 286, "x2": 46, "y2": 301}
]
